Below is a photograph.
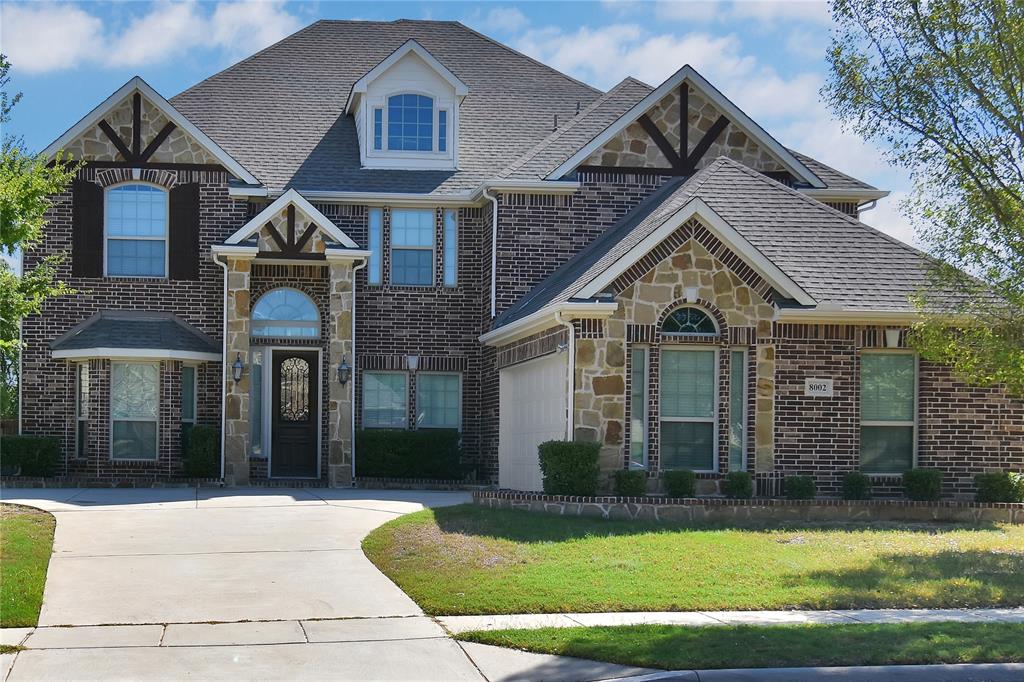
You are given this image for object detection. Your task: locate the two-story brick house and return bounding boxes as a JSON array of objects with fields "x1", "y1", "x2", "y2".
[{"x1": 21, "y1": 19, "x2": 1022, "y2": 496}]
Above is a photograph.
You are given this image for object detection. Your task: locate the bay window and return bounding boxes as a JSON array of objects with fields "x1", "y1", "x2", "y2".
[
  {"x1": 111, "y1": 362, "x2": 159, "y2": 460},
  {"x1": 363, "y1": 372, "x2": 408, "y2": 428},
  {"x1": 860, "y1": 352, "x2": 917, "y2": 473},
  {"x1": 181, "y1": 365, "x2": 196, "y2": 445},
  {"x1": 75, "y1": 363, "x2": 89, "y2": 459},
  {"x1": 660, "y1": 348, "x2": 717, "y2": 471}
]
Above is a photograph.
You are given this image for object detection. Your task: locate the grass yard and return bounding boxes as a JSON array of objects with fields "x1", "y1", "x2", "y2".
[
  {"x1": 459, "y1": 622, "x2": 1024, "y2": 670},
  {"x1": 0, "y1": 504, "x2": 56, "y2": 627},
  {"x1": 361, "y1": 504, "x2": 1024, "y2": 615}
]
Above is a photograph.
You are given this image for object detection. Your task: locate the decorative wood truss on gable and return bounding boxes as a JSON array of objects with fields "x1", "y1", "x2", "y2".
[
  {"x1": 95, "y1": 92, "x2": 177, "y2": 167},
  {"x1": 259, "y1": 204, "x2": 325, "y2": 260}
]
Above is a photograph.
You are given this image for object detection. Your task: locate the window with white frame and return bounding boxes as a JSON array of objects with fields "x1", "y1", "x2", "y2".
[
  {"x1": 660, "y1": 348, "x2": 717, "y2": 471},
  {"x1": 367, "y1": 208, "x2": 383, "y2": 285},
  {"x1": 181, "y1": 365, "x2": 197, "y2": 445},
  {"x1": 105, "y1": 184, "x2": 168, "y2": 277},
  {"x1": 417, "y1": 373, "x2": 460, "y2": 429},
  {"x1": 728, "y1": 348, "x2": 747, "y2": 471},
  {"x1": 363, "y1": 372, "x2": 408, "y2": 428},
  {"x1": 443, "y1": 209, "x2": 457, "y2": 287},
  {"x1": 251, "y1": 288, "x2": 320, "y2": 338},
  {"x1": 386, "y1": 94, "x2": 434, "y2": 151},
  {"x1": 250, "y1": 350, "x2": 264, "y2": 454},
  {"x1": 75, "y1": 363, "x2": 89, "y2": 459},
  {"x1": 860, "y1": 353, "x2": 917, "y2": 473},
  {"x1": 111, "y1": 362, "x2": 159, "y2": 460},
  {"x1": 629, "y1": 346, "x2": 648, "y2": 468},
  {"x1": 662, "y1": 307, "x2": 717, "y2": 335},
  {"x1": 391, "y1": 209, "x2": 434, "y2": 286}
]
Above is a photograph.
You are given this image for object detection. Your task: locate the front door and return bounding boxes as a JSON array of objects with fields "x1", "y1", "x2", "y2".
[{"x1": 271, "y1": 350, "x2": 319, "y2": 478}]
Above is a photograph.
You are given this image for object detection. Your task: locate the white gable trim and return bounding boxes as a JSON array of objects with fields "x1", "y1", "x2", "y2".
[
  {"x1": 577, "y1": 197, "x2": 817, "y2": 306},
  {"x1": 42, "y1": 76, "x2": 260, "y2": 186},
  {"x1": 345, "y1": 39, "x2": 469, "y2": 114},
  {"x1": 52, "y1": 347, "x2": 221, "y2": 362},
  {"x1": 224, "y1": 189, "x2": 359, "y2": 248},
  {"x1": 547, "y1": 65, "x2": 825, "y2": 188}
]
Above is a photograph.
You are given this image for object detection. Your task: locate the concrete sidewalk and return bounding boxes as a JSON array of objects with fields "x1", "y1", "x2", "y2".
[
  {"x1": 611, "y1": 663, "x2": 1024, "y2": 681},
  {"x1": 439, "y1": 607, "x2": 1024, "y2": 633}
]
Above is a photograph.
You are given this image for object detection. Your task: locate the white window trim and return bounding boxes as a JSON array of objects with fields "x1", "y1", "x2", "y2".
[
  {"x1": 371, "y1": 91, "x2": 448, "y2": 158},
  {"x1": 658, "y1": 345, "x2": 720, "y2": 473},
  {"x1": 415, "y1": 371, "x2": 462, "y2": 430},
  {"x1": 443, "y1": 209, "x2": 458, "y2": 288},
  {"x1": 103, "y1": 182, "x2": 169, "y2": 279},
  {"x1": 250, "y1": 287, "x2": 321, "y2": 339},
  {"x1": 181, "y1": 364, "x2": 198, "y2": 426},
  {"x1": 389, "y1": 208, "x2": 436, "y2": 287},
  {"x1": 109, "y1": 361, "x2": 160, "y2": 462},
  {"x1": 250, "y1": 348, "x2": 266, "y2": 457},
  {"x1": 74, "y1": 362, "x2": 89, "y2": 459},
  {"x1": 729, "y1": 347, "x2": 748, "y2": 472},
  {"x1": 661, "y1": 306, "x2": 719, "y2": 337},
  {"x1": 362, "y1": 370, "x2": 409, "y2": 429},
  {"x1": 860, "y1": 349, "x2": 919, "y2": 476},
  {"x1": 629, "y1": 345, "x2": 649, "y2": 469}
]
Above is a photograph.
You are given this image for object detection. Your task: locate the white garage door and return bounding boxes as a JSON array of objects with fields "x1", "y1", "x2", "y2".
[{"x1": 498, "y1": 352, "x2": 568, "y2": 491}]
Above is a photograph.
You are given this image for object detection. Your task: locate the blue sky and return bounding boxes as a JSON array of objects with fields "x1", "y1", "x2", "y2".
[{"x1": 1, "y1": 0, "x2": 915, "y2": 245}]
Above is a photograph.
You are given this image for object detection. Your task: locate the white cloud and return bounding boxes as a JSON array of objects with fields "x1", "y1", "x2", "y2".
[
  {"x1": 653, "y1": 1, "x2": 720, "y2": 23},
  {"x1": 2, "y1": 1, "x2": 301, "y2": 73},
  {"x1": 729, "y1": 0, "x2": 832, "y2": 26},
  {"x1": 474, "y1": 6, "x2": 530, "y2": 35},
  {"x1": 1, "y1": 3, "x2": 103, "y2": 74}
]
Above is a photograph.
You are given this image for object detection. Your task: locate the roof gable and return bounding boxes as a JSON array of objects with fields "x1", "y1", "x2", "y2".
[
  {"x1": 345, "y1": 39, "x2": 469, "y2": 114},
  {"x1": 43, "y1": 77, "x2": 259, "y2": 184},
  {"x1": 225, "y1": 189, "x2": 359, "y2": 252},
  {"x1": 547, "y1": 65, "x2": 825, "y2": 188}
]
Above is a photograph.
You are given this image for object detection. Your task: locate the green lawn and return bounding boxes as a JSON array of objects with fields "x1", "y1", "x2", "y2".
[
  {"x1": 459, "y1": 622, "x2": 1024, "y2": 670},
  {"x1": 1, "y1": 504, "x2": 56, "y2": 627},
  {"x1": 361, "y1": 505, "x2": 1024, "y2": 615}
]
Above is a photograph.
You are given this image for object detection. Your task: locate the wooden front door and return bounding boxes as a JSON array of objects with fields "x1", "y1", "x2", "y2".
[{"x1": 271, "y1": 350, "x2": 319, "y2": 478}]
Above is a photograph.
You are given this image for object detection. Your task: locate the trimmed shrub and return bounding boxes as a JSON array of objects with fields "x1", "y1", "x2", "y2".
[
  {"x1": 0, "y1": 436, "x2": 59, "y2": 476},
  {"x1": 722, "y1": 471, "x2": 753, "y2": 499},
  {"x1": 538, "y1": 440, "x2": 600, "y2": 496},
  {"x1": 785, "y1": 475, "x2": 816, "y2": 500},
  {"x1": 355, "y1": 429, "x2": 465, "y2": 480},
  {"x1": 183, "y1": 425, "x2": 219, "y2": 478},
  {"x1": 663, "y1": 470, "x2": 697, "y2": 498},
  {"x1": 612, "y1": 469, "x2": 647, "y2": 497},
  {"x1": 842, "y1": 472, "x2": 873, "y2": 500},
  {"x1": 903, "y1": 468, "x2": 943, "y2": 501},
  {"x1": 975, "y1": 472, "x2": 1024, "y2": 503}
]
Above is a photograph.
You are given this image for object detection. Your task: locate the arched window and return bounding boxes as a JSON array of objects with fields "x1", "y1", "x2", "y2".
[
  {"x1": 387, "y1": 94, "x2": 434, "y2": 151},
  {"x1": 662, "y1": 307, "x2": 717, "y2": 336},
  {"x1": 105, "y1": 183, "x2": 168, "y2": 277},
  {"x1": 251, "y1": 288, "x2": 320, "y2": 338}
]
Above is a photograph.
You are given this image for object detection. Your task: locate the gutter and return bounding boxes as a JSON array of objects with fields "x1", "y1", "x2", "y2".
[
  {"x1": 480, "y1": 301, "x2": 619, "y2": 347},
  {"x1": 350, "y1": 257, "x2": 367, "y2": 485},
  {"x1": 212, "y1": 254, "x2": 230, "y2": 482},
  {"x1": 483, "y1": 188, "x2": 499, "y2": 318},
  {"x1": 553, "y1": 310, "x2": 575, "y2": 440},
  {"x1": 801, "y1": 188, "x2": 890, "y2": 202},
  {"x1": 775, "y1": 306, "x2": 922, "y2": 325},
  {"x1": 227, "y1": 180, "x2": 582, "y2": 204}
]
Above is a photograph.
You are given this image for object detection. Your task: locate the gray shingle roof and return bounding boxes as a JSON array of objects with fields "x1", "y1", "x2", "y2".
[
  {"x1": 170, "y1": 20, "x2": 601, "y2": 195},
  {"x1": 51, "y1": 311, "x2": 220, "y2": 355},
  {"x1": 495, "y1": 157, "x2": 936, "y2": 328},
  {"x1": 788, "y1": 150, "x2": 878, "y2": 191}
]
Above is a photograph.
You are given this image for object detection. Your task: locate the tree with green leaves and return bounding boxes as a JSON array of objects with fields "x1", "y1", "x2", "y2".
[
  {"x1": 824, "y1": 0, "x2": 1024, "y2": 396},
  {"x1": 0, "y1": 55, "x2": 78, "y2": 419}
]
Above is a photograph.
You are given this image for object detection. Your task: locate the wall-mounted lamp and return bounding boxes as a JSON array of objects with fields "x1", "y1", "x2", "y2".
[
  {"x1": 684, "y1": 286, "x2": 699, "y2": 304},
  {"x1": 337, "y1": 355, "x2": 351, "y2": 386},
  {"x1": 405, "y1": 354, "x2": 420, "y2": 372},
  {"x1": 884, "y1": 328, "x2": 902, "y2": 349},
  {"x1": 232, "y1": 353, "x2": 245, "y2": 383}
]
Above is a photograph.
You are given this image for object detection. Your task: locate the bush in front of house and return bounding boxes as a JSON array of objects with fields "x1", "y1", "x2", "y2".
[
  {"x1": 842, "y1": 472, "x2": 873, "y2": 500},
  {"x1": 785, "y1": 475, "x2": 816, "y2": 500},
  {"x1": 974, "y1": 472, "x2": 1024, "y2": 503},
  {"x1": 903, "y1": 468, "x2": 943, "y2": 501},
  {"x1": 612, "y1": 469, "x2": 647, "y2": 497},
  {"x1": 355, "y1": 429, "x2": 465, "y2": 480},
  {"x1": 722, "y1": 471, "x2": 753, "y2": 499},
  {"x1": 183, "y1": 425, "x2": 220, "y2": 478},
  {"x1": 538, "y1": 440, "x2": 601, "y2": 496},
  {"x1": 0, "y1": 436, "x2": 60, "y2": 477},
  {"x1": 663, "y1": 470, "x2": 697, "y2": 498}
]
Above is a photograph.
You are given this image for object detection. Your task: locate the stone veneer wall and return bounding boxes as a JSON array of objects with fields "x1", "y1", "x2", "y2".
[
  {"x1": 223, "y1": 256, "x2": 252, "y2": 485},
  {"x1": 63, "y1": 93, "x2": 217, "y2": 165},
  {"x1": 327, "y1": 262, "x2": 355, "y2": 486},
  {"x1": 584, "y1": 86, "x2": 788, "y2": 173},
  {"x1": 257, "y1": 207, "x2": 330, "y2": 254}
]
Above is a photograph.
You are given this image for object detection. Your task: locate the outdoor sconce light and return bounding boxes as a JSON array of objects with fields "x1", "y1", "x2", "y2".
[
  {"x1": 884, "y1": 328, "x2": 902, "y2": 349},
  {"x1": 337, "y1": 356, "x2": 351, "y2": 386},
  {"x1": 232, "y1": 353, "x2": 245, "y2": 383},
  {"x1": 405, "y1": 354, "x2": 420, "y2": 372}
]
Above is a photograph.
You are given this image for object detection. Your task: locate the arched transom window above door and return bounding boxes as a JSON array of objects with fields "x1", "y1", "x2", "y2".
[
  {"x1": 251, "y1": 288, "x2": 320, "y2": 338},
  {"x1": 661, "y1": 306, "x2": 718, "y2": 336}
]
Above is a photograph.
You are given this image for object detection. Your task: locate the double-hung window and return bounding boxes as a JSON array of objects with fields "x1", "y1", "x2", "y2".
[
  {"x1": 111, "y1": 362, "x2": 159, "y2": 460},
  {"x1": 417, "y1": 373, "x2": 460, "y2": 429},
  {"x1": 443, "y1": 209, "x2": 457, "y2": 287},
  {"x1": 629, "y1": 346, "x2": 648, "y2": 468},
  {"x1": 75, "y1": 363, "x2": 90, "y2": 459},
  {"x1": 729, "y1": 349, "x2": 747, "y2": 471},
  {"x1": 367, "y1": 208, "x2": 383, "y2": 285},
  {"x1": 860, "y1": 353, "x2": 917, "y2": 473},
  {"x1": 390, "y1": 209, "x2": 434, "y2": 286},
  {"x1": 105, "y1": 184, "x2": 167, "y2": 277},
  {"x1": 363, "y1": 372, "x2": 408, "y2": 428},
  {"x1": 660, "y1": 348, "x2": 717, "y2": 471},
  {"x1": 181, "y1": 365, "x2": 197, "y2": 446}
]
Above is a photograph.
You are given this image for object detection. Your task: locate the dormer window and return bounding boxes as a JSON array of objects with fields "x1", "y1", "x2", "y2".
[{"x1": 372, "y1": 94, "x2": 448, "y2": 153}]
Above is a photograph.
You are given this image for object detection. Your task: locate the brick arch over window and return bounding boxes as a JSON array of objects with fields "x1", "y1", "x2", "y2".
[
  {"x1": 249, "y1": 269, "x2": 330, "y2": 343},
  {"x1": 655, "y1": 299, "x2": 728, "y2": 345},
  {"x1": 93, "y1": 167, "x2": 178, "y2": 189}
]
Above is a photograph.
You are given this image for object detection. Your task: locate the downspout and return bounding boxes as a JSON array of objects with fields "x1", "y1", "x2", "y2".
[
  {"x1": 350, "y1": 257, "x2": 368, "y2": 485},
  {"x1": 213, "y1": 254, "x2": 229, "y2": 483},
  {"x1": 554, "y1": 310, "x2": 575, "y2": 440},
  {"x1": 483, "y1": 188, "x2": 499, "y2": 318}
]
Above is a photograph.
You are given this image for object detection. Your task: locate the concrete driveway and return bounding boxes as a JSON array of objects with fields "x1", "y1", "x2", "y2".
[{"x1": 0, "y1": 488, "x2": 654, "y2": 682}]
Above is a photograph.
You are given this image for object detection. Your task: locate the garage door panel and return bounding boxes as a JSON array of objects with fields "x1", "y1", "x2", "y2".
[{"x1": 498, "y1": 353, "x2": 567, "y2": 491}]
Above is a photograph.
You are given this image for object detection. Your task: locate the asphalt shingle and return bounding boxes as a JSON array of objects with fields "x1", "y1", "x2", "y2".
[{"x1": 51, "y1": 311, "x2": 221, "y2": 355}]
